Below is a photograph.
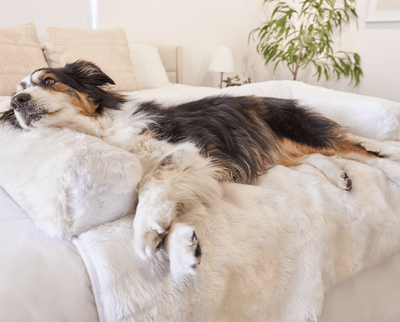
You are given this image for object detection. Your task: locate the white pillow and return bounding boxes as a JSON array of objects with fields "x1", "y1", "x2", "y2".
[
  {"x1": 0, "y1": 120, "x2": 142, "y2": 239},
  {"x1": 129, "y1": 44, "x2": 170, "y2": 89},
  {"x1": 46, "y1": 27, "x2": 142, "y2": 92},
  {"x1": 290, "y1": 81, "x2": 400, "y2": 141}
]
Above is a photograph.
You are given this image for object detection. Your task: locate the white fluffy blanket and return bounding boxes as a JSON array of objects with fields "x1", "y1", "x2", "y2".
[{"x1": 2, "y1": 81, "x2": 400, "y2": 322}]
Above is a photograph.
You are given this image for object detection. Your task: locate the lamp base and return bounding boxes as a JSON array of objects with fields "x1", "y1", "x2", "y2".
[{"x1": 219, "y1": 72, "x2": 224, "y2": 89}]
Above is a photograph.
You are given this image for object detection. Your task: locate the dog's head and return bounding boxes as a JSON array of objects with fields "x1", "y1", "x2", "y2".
[{"x1": 1, "y1": 60, "x2": 126, "y2": 129}]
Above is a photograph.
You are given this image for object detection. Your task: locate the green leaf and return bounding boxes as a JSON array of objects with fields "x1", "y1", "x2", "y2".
[
  {"x1": 273, "y1": 59, "x2": 282, "y2": 72},
  {"x1": 354, "y1": 52, "x2": 360, "y2": 65},
  {"x1": 324, "y1": 65, "x2": 329, "y2": 80}
]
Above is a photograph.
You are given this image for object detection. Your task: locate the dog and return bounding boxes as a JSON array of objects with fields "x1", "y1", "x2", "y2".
[{"x1": 0, "y1": 60, "x2": 386, "y2": 281}]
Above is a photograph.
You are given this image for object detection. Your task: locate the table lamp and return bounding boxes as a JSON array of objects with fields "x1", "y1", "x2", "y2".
[{"x1": 209, "y1": 46, "x2": 235, "y2": 88}]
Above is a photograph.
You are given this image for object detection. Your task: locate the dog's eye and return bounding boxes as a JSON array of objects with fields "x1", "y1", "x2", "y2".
[{"x1": 44, "y1": 78, "x2": 56, "y2": 86}]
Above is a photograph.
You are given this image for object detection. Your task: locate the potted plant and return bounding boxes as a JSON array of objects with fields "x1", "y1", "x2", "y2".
[
  {"x1": 223, "y1": 75, "x2": 252, "y2": 87},
  {"x1": 250, "y1": 0, "x2": 363, "y2": 85}
]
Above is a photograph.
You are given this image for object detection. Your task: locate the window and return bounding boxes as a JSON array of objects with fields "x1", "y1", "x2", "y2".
[{"x1": 90, "y1": 0, "x2": 99, "y2": 29}]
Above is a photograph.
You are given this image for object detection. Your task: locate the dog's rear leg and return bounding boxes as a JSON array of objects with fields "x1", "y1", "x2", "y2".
[
  {"x1": 278, "y1": 138, "x2": 388, "y2": 191},
  {"x1": 346, "y1": 133, "x2": 400, "y2": 161},
  {"x1": 344, "y1": 134, "x2": 400, "y2": 185},
  {"x1": 280, "y1": 154, "x2": 353, "y2": 191}
]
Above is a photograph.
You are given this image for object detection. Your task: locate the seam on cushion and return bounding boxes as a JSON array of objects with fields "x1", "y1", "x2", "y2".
[
  {"x1": 0, "y1": 42, "x2": 43, "y2": 48},
  {"x1": 55, "y1": 43, "x2": 129, "y2": 52}
]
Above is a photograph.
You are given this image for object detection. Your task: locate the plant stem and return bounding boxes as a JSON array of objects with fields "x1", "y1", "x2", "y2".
[
  {"x1": 293, "y1": 11, "x2": 314, "y2": 80},
  {"x1": 293, "y1": 65, "x2": 298, "y2": 80}
]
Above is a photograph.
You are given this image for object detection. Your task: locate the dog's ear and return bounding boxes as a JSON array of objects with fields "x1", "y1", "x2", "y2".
[
  {"x1": 63, "y1": 60, "x2": 116, "y2": 87},
  {"x1": 0, "y1": 109, "x2": 22, "y2": 129}
]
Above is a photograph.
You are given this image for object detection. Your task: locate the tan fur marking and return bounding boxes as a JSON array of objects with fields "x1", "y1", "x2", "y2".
[
  {"x1": 278, "y1": 138, "x2": 377, "y2": 166},
  {"x1": 279, "y1": 157, "x2": 303, "y2": 167},
  {"x1": 141, "y1": 129, "x2": 158, "y2": 139},
  {"x1": 143, "y1": 230, "x2": 163, "y2": 249},
  {"x1": 49, "y1": 83, "x2": 99, "y2": 118},
  {"x1": 40, "y1": 72, "x2": 57, "y2": 82}
]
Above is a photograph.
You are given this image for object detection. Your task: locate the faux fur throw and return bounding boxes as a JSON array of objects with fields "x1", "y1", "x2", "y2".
[
  {"x1": 0, "y1": 122, "x2": 142, "y2": 238},
  {"x1": 2, "y1": 81, "x2": 400, "y2": 321},
  {"x1": 75, "y1": 159, "x2": 400, "y2": 322}
]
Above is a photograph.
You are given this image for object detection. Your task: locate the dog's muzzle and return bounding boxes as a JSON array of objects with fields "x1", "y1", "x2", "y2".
[{"x1": 11, "y1": 93, "x2": 43, "y2": 126}]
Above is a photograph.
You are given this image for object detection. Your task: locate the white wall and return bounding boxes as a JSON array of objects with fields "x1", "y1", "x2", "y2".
[
  {"x1": 99, "y1": 0, "x2": 400, "y2": 102},
  {"x1": 1, "y1": 0, "x2": 399, "y2": 102},
  {"x1": 98, "y1": 0, "x2": 265, "y2": 87},
  {"x1": 0, "y1": 0, "x2": 92, "y2": 40}
]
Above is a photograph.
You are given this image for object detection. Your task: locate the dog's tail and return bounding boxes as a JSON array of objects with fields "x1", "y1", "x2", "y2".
[
  {"x1": 259, "y1": 97, "x2": 342, "y2": 149},
  {"x1": 257, "y1": 97, "x2": 385, "y2": 161}
]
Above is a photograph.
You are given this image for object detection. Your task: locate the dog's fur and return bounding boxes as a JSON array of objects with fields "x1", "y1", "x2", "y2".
[{"x1": 0, "y1": 60, "x2": 386, "y2": 281}]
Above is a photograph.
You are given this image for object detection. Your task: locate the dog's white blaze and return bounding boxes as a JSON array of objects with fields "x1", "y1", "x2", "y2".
[{"x1": 16, "y1": 75, "x2": 33, "y2": 92}]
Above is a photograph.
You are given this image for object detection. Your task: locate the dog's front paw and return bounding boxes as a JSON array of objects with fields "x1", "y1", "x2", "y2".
[
  {"x1": 133, "y1": 189, "x2": 176, "y2": 261},
  {"x1": 167, "y1": 223, "x2": 202, "y2": 282}
]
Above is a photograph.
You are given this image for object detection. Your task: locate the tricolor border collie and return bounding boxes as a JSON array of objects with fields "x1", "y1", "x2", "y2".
[{"x1": 0, "y1": 60, "x2": 385, "y2": 281}]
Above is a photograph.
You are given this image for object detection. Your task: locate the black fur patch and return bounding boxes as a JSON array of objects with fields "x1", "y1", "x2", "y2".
[
  {"x1": 368, "y1": 150, "x2": 385, "y2": 158},
  {"x1": 135, "y1": 97, "x2": 272, "y2": 182},
  {"x1": 355, "y1": 143, "x2": 386, "y2": 158},
  {"x1": 49, "y1": 60, "x2": 127, "y2": 114},
  {"x1": 261, "y1": 98, "x2": 340, "y2": 148},
  {"x1": 134, "y1": 96, "x2": 346, "y2": 183}
]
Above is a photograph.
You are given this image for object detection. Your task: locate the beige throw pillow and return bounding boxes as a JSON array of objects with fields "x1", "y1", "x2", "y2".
[
  {"x1": 0, "y1": 23, "x2": 48, "y2": 96},
  {"x1": 46, "y1": 27, "x2": 141, "y2": 92}
]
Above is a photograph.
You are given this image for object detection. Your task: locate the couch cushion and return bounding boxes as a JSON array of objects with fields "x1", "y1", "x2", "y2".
[
  {"x1": 0, "y1": 23, "x2": 48, "y2": 96},
  {"x1": 47, "y1": 27, "x2": 141, "y2": 92}
]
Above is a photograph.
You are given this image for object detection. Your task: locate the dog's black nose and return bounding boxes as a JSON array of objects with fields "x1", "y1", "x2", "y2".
[{"x1": 11, "y1": 93, "x2": 31, "y2": 110}]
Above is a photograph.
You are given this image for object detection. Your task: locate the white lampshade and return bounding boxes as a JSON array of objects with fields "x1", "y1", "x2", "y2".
[{"x1": 209, "y1": 46, "x2": 235, "y2": 73}]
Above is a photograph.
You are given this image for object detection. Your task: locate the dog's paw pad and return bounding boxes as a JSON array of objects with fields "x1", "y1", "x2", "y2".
[
  {"x1": 341, "y1": 172, "x2": 353, "y2": 191},
  {"x1": 169, "y1": 224, "x2": 202, "y2": 282},
  {"x1": 190, "y1": 232, "x2": 202, "y2": 269}
]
